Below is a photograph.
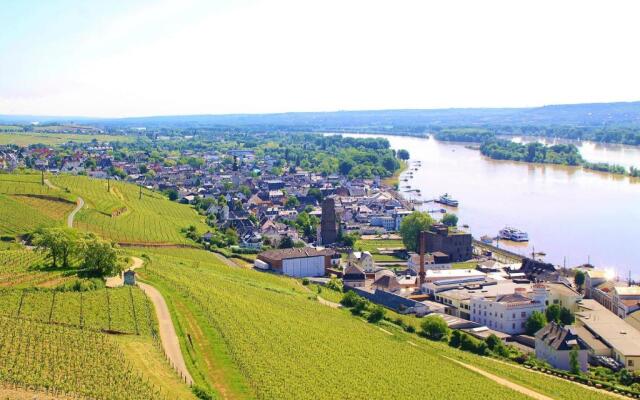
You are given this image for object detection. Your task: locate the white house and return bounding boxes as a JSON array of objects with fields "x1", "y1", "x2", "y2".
[
  {"x1": 535, "y1": 322, "x2": 589, "y2": 372},
  {"x1": 348, "y1": 251, "x2": 375, "y2": 272},
  {"x1": 470, "y1": 285, "x2": 547, "y2": 334}
]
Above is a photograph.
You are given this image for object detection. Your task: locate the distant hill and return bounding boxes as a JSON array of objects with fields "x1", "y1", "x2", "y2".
[{"x1": 2, "y1": 101, "x2": 640, "y2": 132}]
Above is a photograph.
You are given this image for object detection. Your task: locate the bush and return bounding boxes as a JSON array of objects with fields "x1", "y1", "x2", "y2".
[
  {"x1": 340, "y1": 290, "x2": 361, "y2": 308},
  {"x1": 367, "y1": 305, "x2": 386, "y2": 323},
  {"x1": 449, "y1": 330, "x2": 462, "y2": 348},
  {"x1": 192, "y1": 386, "x2": 215, "y2": 400},
  {"x1": 301, "y1": 278, "x2": 310, "y2": 286},
  {"x1": 405, "y1": 325, "x2": 416, "y2": 333},
  {"x1": 420, "y1": 315, "x2": 450, "y2": 341},
  {"x1": 326, "y1": 277, "x2": 343, "y2": 292},
  {"x1": 459, "y1": 332, "x2": 487, "y2": 355},
  {"x1": 56, "y1": 278, "x2": 105, "y2": 292}
]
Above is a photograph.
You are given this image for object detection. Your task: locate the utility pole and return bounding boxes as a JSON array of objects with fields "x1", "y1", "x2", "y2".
[
  {"x1": 107, "y1": 177, "x2": 110, "y2": 192},
  {"x1": 41, "y1": 169, "x2": 44, "y2": 186},
  {"x1": 139, "y1": 184, "x2": 142, "y2": 200}
]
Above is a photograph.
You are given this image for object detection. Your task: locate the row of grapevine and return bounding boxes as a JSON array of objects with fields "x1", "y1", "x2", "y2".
[
  {"x1": 0, "y1": 287, "x2": 154, "y2": 335},
  {"x1": 0, "y1": 317, "x2": 164, "y2": 399}
]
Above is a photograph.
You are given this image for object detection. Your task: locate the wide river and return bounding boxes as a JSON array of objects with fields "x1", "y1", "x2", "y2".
[{"x1": 343, "y1": 133, "x2": 640, "y2": 278}]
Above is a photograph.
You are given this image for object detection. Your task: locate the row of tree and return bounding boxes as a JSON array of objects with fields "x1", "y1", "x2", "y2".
[{"x1": 32, "y1": 227, "x2": 122, "y2": 277}]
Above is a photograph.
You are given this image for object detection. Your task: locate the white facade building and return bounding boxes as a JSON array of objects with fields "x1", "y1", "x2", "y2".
[{"x1": 470, "y1": 285, "x2": 547, "y2": 335}]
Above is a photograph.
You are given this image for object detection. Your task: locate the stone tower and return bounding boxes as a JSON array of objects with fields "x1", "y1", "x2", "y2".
[{"x1": 320, "y1": 197, "x2": 338, "y2": 245}]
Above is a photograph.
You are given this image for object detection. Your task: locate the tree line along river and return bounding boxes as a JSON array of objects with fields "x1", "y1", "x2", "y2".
[{"x1": 343, "y1": 133, "x2": 640, "y2": 279}]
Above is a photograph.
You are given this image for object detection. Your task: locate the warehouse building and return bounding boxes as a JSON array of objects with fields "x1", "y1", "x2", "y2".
[{"x1": 256, "y1": 248, "x2": 335, "y2": 278}]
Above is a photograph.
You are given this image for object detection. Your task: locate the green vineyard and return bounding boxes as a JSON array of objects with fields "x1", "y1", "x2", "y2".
[
  {"x1": 51, "y1": 175, "x2": 209, "y2": 244},
  {"x1": 0, "y1": 317, "x2": 162, "y2": 399},
  {"x1": 137, "y1": 248, "x2": 526, "y2": 400},
  {"x1": 0, "y1": 287, "x2": 156, "y2": 336}
]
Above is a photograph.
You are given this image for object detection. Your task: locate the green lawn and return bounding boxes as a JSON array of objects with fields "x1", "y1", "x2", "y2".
[
  {"x1": 452, "y1": 261, "x2": 478, "y2": 270},
  {"x1": 354, "y1": 238, "x2": 406, "y2": 262}
]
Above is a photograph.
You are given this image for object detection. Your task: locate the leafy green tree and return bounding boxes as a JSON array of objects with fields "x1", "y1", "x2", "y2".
[
  {"x1": 341, "y1": 232, "x2": 359, "y2": 247},
  {"x1": 295, "y1": 212, "x2": 319, "y2": 239},
  {"x1": 338, "y1": 159, "x2": 354, "y2": 175},
  {"x1": 441, "y1": 213, "x2": 458, "y2": 227},
  {"x1": 285, "y1": 195, "x2": 300, "y2": 209},
  {"x1": 79, "y1": 235, "x2": 121, "y2": 277},
  {"x1": 569, "y1": 346, "x2": 581, "y2": 375},
  {"x1": 449, "y1": 330, "x2": 462, "y2": 348},
  {"x1": 307, "y1": 188, "x2": 323, "y2": 202},
  {"x1": 279, "y1": 236, "x2": 294, "y2": 249},
  {"x1": 420, "y1": 315, "x2": 450, "y2": 341},
  {"x1": 32, "y1": 227, "x2": 79, "y2": 268},
  {"x1": 399, "y1": 211, "x2": 433, "y2": 252},
  {"x1": 574, "y1": 270, "x2": 586, "y2": 291},
  {"x1": 525, "y1": 311, "x2": 547, "y2": 335},
  {"x1": 546, "y1": 304, "x2": 561, "y2": 323},
  {"x1": 397, "y1": 149, "x2": 410, "y2": 160},
  {"x1": 559, "y1": 307, "x2": 575, "y2": 326},
  {"x1": 166, "y1": 189, "x2": 178, "y2": 201},
  {"x1": 367, "y1": 305, "x2": 386, "y2": 323}
]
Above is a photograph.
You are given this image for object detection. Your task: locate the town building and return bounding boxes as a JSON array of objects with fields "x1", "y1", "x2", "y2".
[
  {"x1": 535, "y1": 322, "x2": 589, "y2": 372},
  {"x1": 424, "y1": 224, "x2": 472, "y2": 262},
  {"x1": 320, "y1": 197, "x2": 338, "y2": 245},
  {"x1": 470, "y1": 285, "x2": 547, "y2": 334},
  {"x1": 575, "y1": 299, "x2": 640, "y2": 371},
  {"x1": 343, "y1": 264, "x2": 366, "y2": 288},
  {"x1": 612, "y1": 286, "x2": 640, "y2": 319},
  {"x1": 256, "y1": 248, "x2": 335, "y2": 278},
  {"x1": 347, "y1": 251, "x2": 374, "y2": 272}
]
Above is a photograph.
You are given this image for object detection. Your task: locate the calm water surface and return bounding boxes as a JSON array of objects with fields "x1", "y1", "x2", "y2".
[{"x1": 345, "y1": 134, "x2": 640, "y2": 278}]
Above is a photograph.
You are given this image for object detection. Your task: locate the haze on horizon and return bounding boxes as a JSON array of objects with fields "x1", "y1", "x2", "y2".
[{"x1": 1, "y1": 0, "x2": 640, "y2": 118}]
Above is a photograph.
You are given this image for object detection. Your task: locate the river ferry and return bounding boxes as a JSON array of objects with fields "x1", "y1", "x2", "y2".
[
  {"x1": 498, "y1": 227, "x2": 529, "y2": 242},
  {"x1": 436, "y1": 193, "x2": 459, "y2": 207}
]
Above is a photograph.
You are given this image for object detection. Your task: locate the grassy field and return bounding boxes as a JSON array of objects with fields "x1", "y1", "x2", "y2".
[
  {"x1": 452, "y1": 261, "x2": 478, "y2": 269},
  {"x1": 0, "y1": 132, "x2": 134, "y2": 146},
  {"x1": 354, "y1": 238, "x2": 406, "y2": 262},
  {"x1": 131, "y1": 246, "x2": 611, "y2": 400}
]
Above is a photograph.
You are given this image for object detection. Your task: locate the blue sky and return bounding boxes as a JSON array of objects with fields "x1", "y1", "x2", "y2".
[{"x1": 1, "y1": 0, "x2": 639, "y2": 117}]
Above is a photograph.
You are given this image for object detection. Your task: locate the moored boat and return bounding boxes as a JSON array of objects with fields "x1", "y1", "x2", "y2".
[
  {"x1": 436, "y1": 193, "x2": 459, "y2": 207},
  {"x1": 498, "y1": 226, "x2": 529, "y2": 242}
]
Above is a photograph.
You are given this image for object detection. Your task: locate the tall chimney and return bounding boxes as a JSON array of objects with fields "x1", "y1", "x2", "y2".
[{"x1": 418, "y1": 231, "x2": 426, "y2": 287}]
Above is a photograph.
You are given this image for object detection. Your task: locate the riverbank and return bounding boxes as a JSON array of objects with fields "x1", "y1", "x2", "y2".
[
  {"x1": 341, "y1": 132, "x2": 640, "y2": 276},
  {"x1": 382, "y1": 159, "x2": 408, "y2": 188}
]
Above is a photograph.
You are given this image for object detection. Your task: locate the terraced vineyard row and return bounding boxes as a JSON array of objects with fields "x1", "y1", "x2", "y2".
[
  {"x1": 0, "y1": 317, "x2": 162, "y2": 399},
  {"x1": 0, "y1": 174, "x2": 76, "y2": 236},
  {"x1": 0, "y1": 287, "x2": 156, "y2": 336},
  {"x1": 51, "y1": 175, "x2": 208, "y2": 244},
  {"x1": 0, "y1": 249, "x2": 65, "y2": 287},
  {"x1": 138, "y1": 248, "x2": 531, "y2": 400}
]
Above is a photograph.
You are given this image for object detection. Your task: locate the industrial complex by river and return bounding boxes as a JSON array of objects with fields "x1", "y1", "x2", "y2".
[{"x1": 344, "y1": 133, "x2": 640, "y2": 278}]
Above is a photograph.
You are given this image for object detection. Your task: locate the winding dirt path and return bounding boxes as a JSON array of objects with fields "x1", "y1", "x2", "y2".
[
  {"x1": 67, "y1": 197, "x2": 84, "y2": 228},
  {"x1": 43, "y1": 178, "x2": 59, "y2": 190},
  {"x1": 444, "y1": 357, "x2": 553, "y2": 400},
  {"x1": 135, "y1": 257, "x2": 193, "y2": 386}
]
